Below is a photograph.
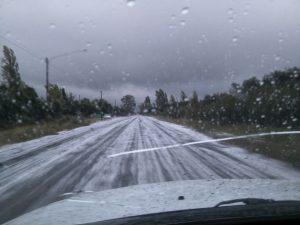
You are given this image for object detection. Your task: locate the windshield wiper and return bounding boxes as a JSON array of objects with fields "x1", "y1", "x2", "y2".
[{"x1": 214, "y1": 198, "x2": 299, "y2": 207}]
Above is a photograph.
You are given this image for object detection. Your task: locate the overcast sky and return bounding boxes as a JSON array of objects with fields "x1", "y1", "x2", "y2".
[{"x1": 0, "y1": 0, "x2": 300, "y2": 104}]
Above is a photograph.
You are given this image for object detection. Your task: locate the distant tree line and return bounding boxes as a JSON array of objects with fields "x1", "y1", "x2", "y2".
[
  {"x1": 0, "y1": 46, "x2": 118, "y2": 128},
  {"x1": 140, "y1": 67, "x2": 300, "y2": 128},
  {"x1": 2, "y1": 45, "x2": 299, "y2": 129}
]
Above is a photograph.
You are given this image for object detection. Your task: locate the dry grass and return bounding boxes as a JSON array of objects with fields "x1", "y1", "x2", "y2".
[
  {"x1": 0, "y1": 116, "x2": 99, "y2": 147},
  {"x1": 156, "y1": 116, "x2": 300, "y2": 168}
]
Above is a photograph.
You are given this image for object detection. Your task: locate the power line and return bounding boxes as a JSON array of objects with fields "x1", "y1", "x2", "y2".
[
  {"x1": 0, "y1": 34, "x2": 71, "y2": 76},
  {"x1": 0, "y1": 34, "x2": 87, "y2": 96},
  {"x1": 0, "y1": 34, "x2": 42, "y2": 61}
]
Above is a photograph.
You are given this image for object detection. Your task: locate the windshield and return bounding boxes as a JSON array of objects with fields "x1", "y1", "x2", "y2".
[{"x1": 0, "y1": 0, "x2": 300, "y2": 224}]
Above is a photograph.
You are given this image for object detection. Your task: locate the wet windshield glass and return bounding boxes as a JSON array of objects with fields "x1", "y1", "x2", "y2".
[{"x1": 0, "y1": 0, "x2": 300, "y2": 224}]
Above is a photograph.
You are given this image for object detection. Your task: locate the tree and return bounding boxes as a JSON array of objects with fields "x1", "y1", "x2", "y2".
[
  {"x1": 96, "y1": 99, "x2": 113, "y2": 114},
  {"x1": 0, "y1": 46, "x2": 45, "y2": 124},
  {"x1": 140, "y1": 96, "x2": 152, "y2": 114},
  {"x1": 179, "y1": 91, "x2": 189, "y2": 118},
  {"x1": 144, "y1": 96, "x2": 152, "y2": 112},
  {"x1": 169, "y1": 94, "x2": 178, "y2": 118},
  {"x1": 1, "y1": 46, "x2": 22, "y2": 92},
  {"x1": 155, "y1": 89, "x2": 168, "y2": 114},
  {"x1": 190, "y1": 91, "x2": 199, "y2": 119},
  {"x1": 121, "y1": 95, "x2": 136, "y2": 115}
]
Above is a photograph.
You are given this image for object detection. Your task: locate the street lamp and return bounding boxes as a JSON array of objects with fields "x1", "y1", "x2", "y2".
[{"x1": 45, "y1": 48, "x2": 87, "y2": 102}]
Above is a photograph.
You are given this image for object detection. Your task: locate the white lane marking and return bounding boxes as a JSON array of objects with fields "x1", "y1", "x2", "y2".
[
  {"x1": 107, "y1": 131, "x2": 300, "y2": 158},
  {"x1": 61, "y1": 192, "x2": 74, "y2": 196},
  {"x1": 67, "y1": 199, "x2": 95, "y2": 203}
]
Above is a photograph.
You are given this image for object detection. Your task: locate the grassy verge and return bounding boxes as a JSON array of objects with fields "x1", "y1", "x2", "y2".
[
  {"x1": 156, "y1": 116, "x2": 300, "y2": 168},
  {"x1": 0, "y1": 116, "x2": 100, "y2": 147}
]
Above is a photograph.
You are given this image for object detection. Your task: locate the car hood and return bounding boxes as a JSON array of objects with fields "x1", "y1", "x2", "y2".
[{"x1": 5, "y1": 179, "x2": 300, "y2": 225}]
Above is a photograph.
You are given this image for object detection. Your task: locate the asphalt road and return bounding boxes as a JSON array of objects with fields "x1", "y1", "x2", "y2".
[{"x1": 0, "y1": 116, "x2": 299, "y2": 224}]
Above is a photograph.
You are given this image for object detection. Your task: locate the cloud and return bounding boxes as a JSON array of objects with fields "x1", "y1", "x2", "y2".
[{"x1": 0, "y1": 0, "x2": 299, "y2": 104}]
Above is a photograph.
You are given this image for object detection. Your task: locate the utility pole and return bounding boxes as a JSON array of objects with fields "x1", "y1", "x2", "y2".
[
  {"x1": 100, "y1": 90, "x2": 102, "y2": 100},
  {"x1": 45, "y1": 48, "x2": 87, "y2": 103}
]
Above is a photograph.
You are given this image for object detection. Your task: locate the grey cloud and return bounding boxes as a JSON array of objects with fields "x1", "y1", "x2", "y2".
[{"x1": 0, "y1": 0, "x2": 300, "y2": 104}]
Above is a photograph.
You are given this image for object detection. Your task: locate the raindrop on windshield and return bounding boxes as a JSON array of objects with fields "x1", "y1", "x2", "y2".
[
  {"x1": 171, "y1": 14, "x2": 176, "y2": 20},
  {"x1": 227, "y1": 8, "x2": 233, "y2": 15},
  {"x1": 78, "y1": 22, "x2": 84, "y2": 27},
  {"x1": 274, "y1": 55, "x2": 280, "y2": 61},
  {"x1": 181, "y1": 7, "x2": 189, "y2": 15},
  {"x1": 232, "y1": 36, "x2": 238, "y2": 43},
  {"x1": 126, "y1": 0, "x2": 135, "y2": 7},
  {"x1": 49, "y1": 23, "x2": 56, "y2": 29},
  {"x1": 94, "y1": 64, "x2": 99, "y2": 69},
  {"x1": 180, "y1": 20, "x2": 186, "y2": 26},
  {"x1": 107, "y1": 44, "x2": 112, "y2": 50},
  {"x1": 169, "y1": 24, "x2": 175, "y2": 29},
  {"x1": 85, "y1": 41, "x2": 91, "y2": 47}
]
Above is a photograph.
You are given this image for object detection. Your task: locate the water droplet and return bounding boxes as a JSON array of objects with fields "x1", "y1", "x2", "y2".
[
  {"x1": 85, "y1": 41, "x2": 91, "y2": 47},
  {"x1": 171, "y1": 14, "x2": 176, "y2": 20},
  {"x1": 107, "y1": 44, "x2": 112, "y2": 50},
  {"x1": 232, "y1": 36, "x2": 238, "y2": 43},
  {"x1": 227, "y1": 8, "x2": 233, "y2": 15},
  {"x1": 78, "y1": 22, "x2": 84, "y2": 27},
  {"x1": 181, "y1": 7, "x2": 189, "y2": 15},
  {"x1": 90, "y1": 70, "x2": 95, "y2": 74},
  {"x1": 243, "y1": 11, "x2": 249, "y2": 16},
  {"x1": 49, "y1": 23, "x2": 56, "y2": 29},
  {"x1": 99, "y1": 50, "x2": 105, "y2": 55},
  {"x1": 5, "y1": 32, "x2": 11, "y2": 37},
  {"x1": 274, "y1": 55, "x2": 280, "y2": 61},
  {"x1": 169, "y1": 24, "x2": 175, "y2": 29},
  {"x1": 180, "y1": 20, "x2": 186, "y2": 26},
  {"x1": 126, "y1": 0, "x2": 135, "y2": 7},
  {"x1": 228, "y1": 17, "x2": 234, "y2": 23}
]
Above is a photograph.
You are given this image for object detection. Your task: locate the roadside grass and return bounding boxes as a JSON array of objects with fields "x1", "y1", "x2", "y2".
[
  {"x1": 0, "y1": 116, "x2": 100, "y2": 147},
  {"x1": 156, "y1": 116, "x2": 300, "y2": 168}
]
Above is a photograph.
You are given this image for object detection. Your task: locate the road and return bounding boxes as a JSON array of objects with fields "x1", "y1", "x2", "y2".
[{"x1": 0, "y1": 116, "x2": 299, "y2": 223}]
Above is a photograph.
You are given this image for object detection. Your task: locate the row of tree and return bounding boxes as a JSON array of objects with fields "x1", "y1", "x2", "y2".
[
  {"x1": 0, "y1": 46, "x2": 136, "y2": 128},
  {"x1": 140, "y1": 67, "x2": 300, "y2": 128},
  {"x1": 1, "y1": 45, "x2": 299, "y2": 129}
]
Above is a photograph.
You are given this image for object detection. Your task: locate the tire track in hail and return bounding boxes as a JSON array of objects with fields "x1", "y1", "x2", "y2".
[
  {"x1": 0, "y1": 118, "x2": 134, "y2": 224},
  {"x1": 146, "y1": 117, "x2": 275, "y2": 178},
  {"x1": 1, "y1": 118, "x2": 127, "y2": 166}
]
